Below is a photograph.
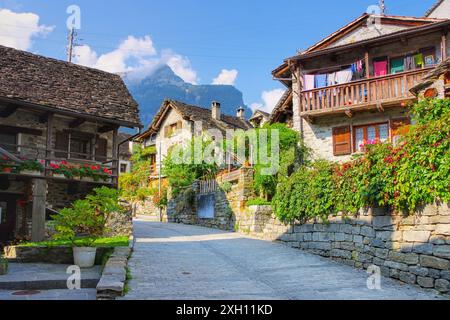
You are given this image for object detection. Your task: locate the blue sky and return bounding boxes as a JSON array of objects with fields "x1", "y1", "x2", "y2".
[{"x1": 0, "y1": 0, "x2": 437, "y2": 113}]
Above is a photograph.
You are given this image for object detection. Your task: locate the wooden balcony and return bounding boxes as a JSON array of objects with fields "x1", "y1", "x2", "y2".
[
  {"x1": 300, "y1": 67, "x2": 433, "y2": 120},
  {"x1": 0, "y1": 143, "x2": 118, "y2": 184}
]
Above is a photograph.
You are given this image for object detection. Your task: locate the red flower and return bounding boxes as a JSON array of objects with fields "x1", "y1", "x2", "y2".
[{"x1": 3, "y1": 167, "x2": 13, "y2": 173}]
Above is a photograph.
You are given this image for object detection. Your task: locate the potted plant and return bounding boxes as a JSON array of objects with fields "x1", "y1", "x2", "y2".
[
  {"x1": 52, "y1": 200, "x2": 103, "y2": 268},
  {"x1": 18, "y1": 159, "x2": 44, "y2": 176},
  {"x1": 0, "y1": 256, "x2": 8, "y2": 275}
]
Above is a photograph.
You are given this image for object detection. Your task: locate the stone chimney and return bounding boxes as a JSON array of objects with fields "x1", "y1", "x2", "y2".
[
  {"x1": 212, "y1": 101, "x2": 221, "y2": 120},
  {"x1": 237, "y1": 107, "x2": 245, "y2": 120}
]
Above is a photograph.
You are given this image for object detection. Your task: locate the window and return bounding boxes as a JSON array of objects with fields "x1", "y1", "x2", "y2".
[
  {"x1": 70, "y1": 135, "x2": 92, "y2": 160},
  {"x1": 120, "y1": 163, "x2": 128, "y2": 173},
  {"x1": 164, "y1": 121, "x2": 182, "y2": 138},
  {"x1": 0, "y1": 132, "x2": 17, "y2": 153},
  {"x1": 353, "y1": 123, "x2": 389, "y2": 152},
  {"x1": 332, "y1": 126, "x2": 352, "y2": 156}
]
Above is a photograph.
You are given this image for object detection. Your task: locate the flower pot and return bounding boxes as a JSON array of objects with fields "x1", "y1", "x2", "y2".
[
  {"x1": 53, "y1": 173, "x2": 66, "y2": 179},
  {"x1": 82, "y1": 177, "x2": 94, "y2": 182},
  {"x1": 0, "y1": 259, "x2": 8, "y2": 275},
  {"x1": 73, "y1": 247, "x2": 97, "y2": 268},
  {"x1": 21, "y1": 170, "x2": 41, "y2": 176}
]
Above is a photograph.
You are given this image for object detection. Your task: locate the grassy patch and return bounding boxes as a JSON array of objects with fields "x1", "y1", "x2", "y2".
[
  {"x1": 18, "y1": 236, "x2": 129, "y2": 248},
  {"x1": 124, "y1": 266, "x2": 133, "y2": 295}
]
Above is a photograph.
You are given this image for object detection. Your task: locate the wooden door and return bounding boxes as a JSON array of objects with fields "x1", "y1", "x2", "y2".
[{"x1": 0, "y1": 194, "x2": 17, "y2": 243}]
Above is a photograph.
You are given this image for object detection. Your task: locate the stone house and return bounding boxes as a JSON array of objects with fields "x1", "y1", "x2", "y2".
[
  {"x1": 135, "y1": 99, "x2": 252, "y2": 176},
  {"x1": 271, "y1": 11, "x2": 450, "y2": 162},
  {"x1": 118, "y1": 133, "x2": 135, "y2": 175},
  {"x1": 249, "y1": 110, "x2": 270, "y2": 128},
  {"x1": 0, "y1": 45, "x2": 142, "y2": 243}
]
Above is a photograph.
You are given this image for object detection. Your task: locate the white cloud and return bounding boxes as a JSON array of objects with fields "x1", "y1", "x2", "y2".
[
  {"x1": 212, "y1": 69, "x2": 238, "y2": 85},
  {"x1": 75, "y1": 35, "x2": 157, "y2": 74},
  {"x1": 73, "y1": 36, "x2": 199, "y2": 84},
  {"x1": 0, "y1": 8, "x2": 54, "y2": 50},
  {"x1": 162, "y1": 50, "x2": 198, "y2": 84},
  {"x1": 251, "y1": 89, "x2": 285, "y2": 113}
]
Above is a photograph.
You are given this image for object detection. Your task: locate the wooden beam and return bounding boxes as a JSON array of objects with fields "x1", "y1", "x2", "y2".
[
  {"x1": 112, "y1": 128, "x2": 119, "y2": 186},
  {"x1": 98, "y1": 124, "x2": 118, "y2": 134},
  {"x1": 442, "y1": 30, "x2": 448, "y2": 59},
  {"x1": 344, "y1": 109, "x2": 353, "y2": 118},
  {"x1": 38, "y1": 112, "x2": 52, "y2": 124},
  {"x1": 45, "y1": 113, "x2": 54, "y2": 176},
  {"x1": 0, "y1": 125, "x2": 43, "y2": 136},
  {"x1": 0, "y1": 105, "x2": 18, "y2": 118},
  {"x1": 69, "y1": 118, "x2": 86, "y2": 129},
  {"x1": 376, "y1": 102, "x2": 384, "y2": 112}
]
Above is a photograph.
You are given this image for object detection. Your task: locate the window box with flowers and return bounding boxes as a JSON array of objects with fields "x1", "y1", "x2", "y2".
[
  {"x1": 18, "y1": 159, "x2": 45, "y2": 176},
  {"x1": 0, "y1": 156, "x2": 17, "y2": 174},
  {"x1": 50, "y1": 161, "x2": 113, "y2": 182}
]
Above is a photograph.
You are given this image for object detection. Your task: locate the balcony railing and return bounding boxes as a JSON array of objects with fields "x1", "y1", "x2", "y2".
[
  {"x1": 300, "y1": 67, "x2": 433, "y2": 116},
  {"x1": 0, "y1": 142, "x2": 118, "y2": 184}
]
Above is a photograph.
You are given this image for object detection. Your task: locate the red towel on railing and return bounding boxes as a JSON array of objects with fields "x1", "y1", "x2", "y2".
[{"x1": 374, "y1": 60, "x2": 388, "y2": 77}]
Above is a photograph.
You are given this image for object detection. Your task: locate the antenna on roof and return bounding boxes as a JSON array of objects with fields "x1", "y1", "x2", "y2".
[{"x1": 379, "y1": 0, "x2": 386, "y2": 15}]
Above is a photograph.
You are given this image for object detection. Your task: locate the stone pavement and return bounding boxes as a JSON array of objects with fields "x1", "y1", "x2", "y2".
[
  {"x1": 0, "y1": 263, "x2": 102, "y2": 290},
  {"x1": 122, "y1": 220, "x2": 445, "y2": 300},
  {"x1": 0, "y1": 289, "x2": 96, "y2": 300}
]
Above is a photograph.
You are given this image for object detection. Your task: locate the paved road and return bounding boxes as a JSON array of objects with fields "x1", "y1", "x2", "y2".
[
  {"x1": 0, "y1": 289, "x2": 96, "y2": 300},
  {"x1": 123, "y1": 220, "x2": 443, "y2": 300}
]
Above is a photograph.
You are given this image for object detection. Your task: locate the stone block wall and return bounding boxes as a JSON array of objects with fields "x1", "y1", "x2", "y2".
[{"x1": 241, "y1": 203, "x2": 450, "y2": 294}]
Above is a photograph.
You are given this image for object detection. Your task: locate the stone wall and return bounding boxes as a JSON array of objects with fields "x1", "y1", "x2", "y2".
[
  {"x1": 239, "y1": 203, "x2": 450, "y2": 294},
  {"x1": 165, "y1": 168, "x2": 254, "y2": 231}
]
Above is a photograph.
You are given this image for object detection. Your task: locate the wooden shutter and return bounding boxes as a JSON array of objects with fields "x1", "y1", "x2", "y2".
[
  {"x1": 55, "y1": 131, "x2": 69, "y2": 158},
  {"x1": 95, "y1": 138, "x2": 108, "y2": 162},
  {"x1": 390, "y1": 118, "x2": 411, "y2": 137},
  {"x1": 164, "y1": 126, "x2": 169, "y2": 138},
  {"x1": 332, "y1": 126, "x2": 352, "y2": 156}
]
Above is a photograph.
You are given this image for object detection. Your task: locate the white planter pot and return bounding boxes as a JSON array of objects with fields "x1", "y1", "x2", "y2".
[
  {"x1": 21, "y1": 170, "x2": 41, "y2": 176},
  {"x1": 53, "y1": 173, "x2": 66, "y2": 179},
  {"x1": 73, "y1": 247, "x2": 97, "y2": 268},
  {"x1": 82, "y1": 177, "x2": 94, "y2": 182}
]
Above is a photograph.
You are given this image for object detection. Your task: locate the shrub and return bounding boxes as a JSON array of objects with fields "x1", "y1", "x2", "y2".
[
  {"x1": 52, "y1": 187, "x2": 124, "y2": 246},
  {"x1": 273, "y1": 98, "x2": 450, "y2": 222}
]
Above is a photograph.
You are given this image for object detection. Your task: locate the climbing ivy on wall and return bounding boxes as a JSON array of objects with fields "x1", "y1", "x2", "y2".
[{"x1": 272, "y1": 99, "x2": 450, "y2": 223}]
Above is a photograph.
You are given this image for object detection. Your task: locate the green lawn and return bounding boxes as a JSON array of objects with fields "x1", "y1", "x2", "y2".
[{"x1": 18, "y1": 236, "x2": 129, "y2": 248}]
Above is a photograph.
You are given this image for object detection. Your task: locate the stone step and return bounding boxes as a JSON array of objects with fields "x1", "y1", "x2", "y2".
[{"x1": 0, "y1": 263, "x2": 102, "y2": 290}]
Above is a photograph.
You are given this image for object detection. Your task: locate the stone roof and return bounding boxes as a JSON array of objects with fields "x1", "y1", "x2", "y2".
[
  {"x1": 0, "y1": 45, "x2": 141, "y2": 128},
  {"x1": 138, "y1": 99, "x2": 252, "y2": 140},
  {"x1": 410, "y1": 57, "x2": 450, "y2": 95},
  {"x1": 250, "y1": 110, "x2": 270, "y2": 121},
  {"x1": 269, "y1": 89, "x2": 293, "y2": 123}
]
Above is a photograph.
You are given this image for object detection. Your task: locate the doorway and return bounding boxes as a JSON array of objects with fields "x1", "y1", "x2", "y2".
[{"x1": 0, "y1": 194, "x2": 17, "y2": 243}]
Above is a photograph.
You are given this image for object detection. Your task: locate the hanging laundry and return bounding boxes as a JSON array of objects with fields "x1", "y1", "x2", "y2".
[
  {"x1": 314, "y1": 74, "x2": 327, "y2": 88},
  {"x1": 303, "y1": 74, "x2": 315, "y2": 90},
  {"x1": 390, "y1": 58, "x2": 404, "y2": 74},
  {"x1": 414, "y1": 53, "x2": 424, "y2": 68},
  {"x1": 374, "y1": 60, "x2": 388, "y2": 77},
  {"x1": 327, "y1": 72, "x2": 337, "y2": 86},
  {"x1": 404, "y1": 55, "x2": 414, "y2": 71},
  {"x1": 335, "y1": 68, "x2": 353, "y2": 84}
]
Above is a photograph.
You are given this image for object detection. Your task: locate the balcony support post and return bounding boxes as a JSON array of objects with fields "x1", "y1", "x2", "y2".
[
  {"x1": 112, "y1": 127, "x2": 119, "y2": 187},
  {"x1": 441, "y1": 30, "x2": 448, "y2": 59},
  {"x1": 45, "y1": 113, "x2": 54, "y2": 177}
]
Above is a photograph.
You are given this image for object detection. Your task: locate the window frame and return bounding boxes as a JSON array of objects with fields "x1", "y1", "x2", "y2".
[
  {"x1": 352, "y1": 121, "x2": 389, "y2": 153},
  {"x1": 0, "y1": 132, "x2": 18, "y2": 154}
]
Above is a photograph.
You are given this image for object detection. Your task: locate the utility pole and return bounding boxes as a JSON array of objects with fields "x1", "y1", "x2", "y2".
[
  {"x1": 67, "y1": 27, "x2": 75, "y2": 62},
  {"x1": 379, "y1": 0, "x2": 386, "y2": 15}
]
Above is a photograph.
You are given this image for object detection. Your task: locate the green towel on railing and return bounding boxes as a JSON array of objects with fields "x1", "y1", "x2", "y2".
[
  {"x1": 414, "y1": 53, "x2": 424, "y2": 68},
  {"x1": 390, "y1": 58, "x2": 404, "y2": 74}
]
